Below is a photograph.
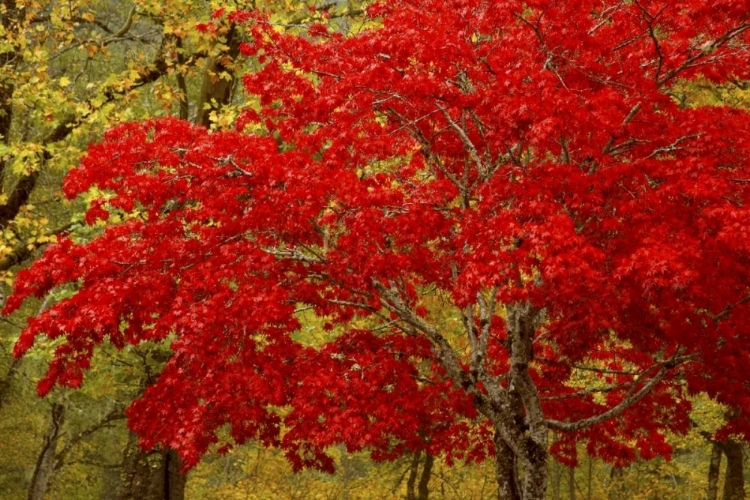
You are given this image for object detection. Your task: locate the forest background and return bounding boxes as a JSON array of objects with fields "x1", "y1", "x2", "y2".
[{"x1": 1, "y1": 0, "x2": 749, "y2": 499}]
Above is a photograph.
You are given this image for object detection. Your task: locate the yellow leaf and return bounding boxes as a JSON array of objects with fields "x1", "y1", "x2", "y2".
[{"x1": 59, "y1": 76, "x2": 71, "y2": 87}]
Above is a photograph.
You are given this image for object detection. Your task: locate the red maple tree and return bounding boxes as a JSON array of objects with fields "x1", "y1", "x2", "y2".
[{"x1": 7, "y1": 2, "x2": 750, "y2": 498}]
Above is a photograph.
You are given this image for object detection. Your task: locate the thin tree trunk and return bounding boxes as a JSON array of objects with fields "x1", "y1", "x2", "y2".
[
  {"x1": 27, "y1": 403, "x2": 65, "y2": 500},
  {"x1": 418, "y1": 453, "x2": 433, "y2": 500},
  {"x1": 607, "y1": 466, "x2": 626, "y2": 500},
  {"x1": 708, "y1": 442, "x2": 722, "y2": 500},
  {"x1": 722, "y1": 440, "x2": 745, "y2": 500},
  {"x1": 568, "y1": 466, "x2": 576, "y2": 500},
  {"x1": 551, "y1": 460, "x2": 561, "y2": 500},
  {"x1": 406, "y1": 451, "x2": 421, "y2": 500},
  {"x1": 0, "y1": 357, "x2": 21, "y2": 411}
]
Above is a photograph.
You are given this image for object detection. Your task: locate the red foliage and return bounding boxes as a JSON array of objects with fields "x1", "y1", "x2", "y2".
[{"x1": 7, "y1": 0, "x2": 750, "y2": 479}]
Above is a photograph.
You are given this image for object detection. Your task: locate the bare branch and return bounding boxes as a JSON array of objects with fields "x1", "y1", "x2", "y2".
[
  {"x1": 437, "y1": 106, "x2": 486, "y2": 177},
  {"x1": 262, "y1": 247, "x2": 324, "y2": 264},
  {"x1": 540, "y1": 383, "x2": 631, "y2": 401},
  {"x1": 633, "y1": 1, "x2": 669, "y2": 83},
  {"x1": 546, "y1": 353, "x2": 691, "y2": 432},
  {"x1": 658, "y1": 22, "x2": 750, "y2": 87},
  {"x1": 646, "y1": 133, "x2": 702, "y2": 159},
  {"x1": 713, "y1": 294, "x2": 750, "y2": 321}
]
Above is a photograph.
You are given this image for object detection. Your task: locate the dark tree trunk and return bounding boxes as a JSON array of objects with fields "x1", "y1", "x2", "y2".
[
  {"x1": 116, "y1": 432, "x2": 185, "y2": 500},
  {"x1": 163, "y1": 449, "x2": 186, "y2": 500},
  {"x1": 568, "y1": 466, "x2": 576, "y2": 500},
  {"x1": 708, "y1": 442, "x2": 722, "y2": 500},
  {"x1": 722, "y1": 440, "x2": 745, "y2": 500},
  {"x1": 405, "y1": 451, "x2": 433, "y2": 500},
  {"x1": 495, "y1": 432, "x2": 521, "y2": 500},
  {"x1": 417, "y1": 453, "x2": 433, "y2": 500},
  {"x1": 27, "y1": 403, "x2": 65, "y2": 500},
  {"x1": 406, "y1": 451, "x2": 421, "y2": 500}
]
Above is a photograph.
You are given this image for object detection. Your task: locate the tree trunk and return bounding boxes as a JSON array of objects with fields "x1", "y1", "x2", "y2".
[
  {"x1": 722, "y1": 440, "x2": 745, "y2": 500},
  {"x1": 551, "y1": 460, "x2": 561, "y2": 500},
  {"x1": 495, "y1": 432, "x2": 521, "y2": 500},
  {"x1": 405, "y1": 451, "x2": 432, "y2": 500},
  {"x1": 708, "y1": 442, "x2": 722, "y2": 500},
  {"x1": 607, "y1": 466, "x2": 626, "y2": 500},
  {"x1": 116, "y1": 432, "x2": 186, "y2": 500},
  {"x1": 195, "y1": 23, "x2": 241, "y2": 128},
  {"x1": 568, "y1": 466, "x2": 576, "y2": 500},
  {"x1": 163, "y1": 449, "x2": 186, "y2": 500},
  {"x1": 507, "y1": 303, "x2": 549, "y2": 500},
  {"x1": 0, "y1": 357, "x2": 21, "y2": 411},
  {"x1": 406, "y1": 451, "x2": 421, "y2": 500},
  {"x1": 417, "y1": 453, "x2": 433, "y2": 500},
  {"x1": 27, "y1": 403, "x2": 65, "y2": 500}
]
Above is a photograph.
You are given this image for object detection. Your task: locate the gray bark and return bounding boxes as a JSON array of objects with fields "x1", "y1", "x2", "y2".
[
  {"x1": 507, "y1": 303, "x2": 549, "y2": 499},
  {"x1": 495, "y1": 432, "x2": 521, "y2": 500}
]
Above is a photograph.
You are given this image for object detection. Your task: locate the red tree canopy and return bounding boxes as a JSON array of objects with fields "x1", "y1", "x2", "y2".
[{"x1": 7, "y1": 0, "x2": 750, "y2": 483}]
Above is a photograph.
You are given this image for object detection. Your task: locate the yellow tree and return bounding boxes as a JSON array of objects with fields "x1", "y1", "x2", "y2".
[{"x1": 0, "y1": 1, "x2": 367, "y2": 499}]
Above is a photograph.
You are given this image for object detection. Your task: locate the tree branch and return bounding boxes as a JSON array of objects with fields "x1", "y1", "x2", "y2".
[{"x1": 546, "y1": 353, "x2": 691, "y2": 432}]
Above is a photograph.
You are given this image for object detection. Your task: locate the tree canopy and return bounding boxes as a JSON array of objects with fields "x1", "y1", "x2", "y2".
[{"x1": 7, "y1": 1, "x2": 750, "y2": 499}]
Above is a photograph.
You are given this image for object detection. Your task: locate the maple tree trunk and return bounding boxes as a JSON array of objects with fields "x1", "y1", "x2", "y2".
[
  {"x1": 722, "y1": 440, "x2": 745, "y2": 500},
  {"x1": 495, "y1": 406, "x2": 549, "y2": 500},
  {"x1": 27, "y1": 403, "x2": 64, "y2": 500},
  {"x1": 495, "y1": 432, "x2": 521, "y2": 500},
  {"x1": 708, "y1": 442, "x2": 722, "y2": 500},
  {"x1": 508, "y1": 303, "x2": 549, "y2": 500}
]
